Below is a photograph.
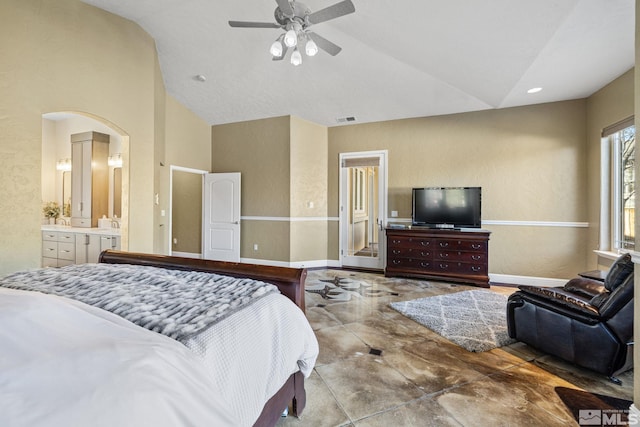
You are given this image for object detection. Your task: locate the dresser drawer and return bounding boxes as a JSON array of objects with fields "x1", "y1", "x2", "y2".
[
  {"x1": 388, "y1": 236, "x2": 432, "y2": 249},
  {"x1": 57, "y1": 232, "x2": 75, "y2": 243},
  {"x1": 388, "y1": 257, "x2": 432, "y2": 270},
  {"x1": 57, "y1": 259, "x2": 74, "y2": 267},
  {"x1": 432, "y1": 261, "x2": 487, "y2": 275},
  {"x1": 41, "y1": 257, "x2": 58, "y2": 268},
  {"x1": 42, "y1": 240, "x2": 58, "y2": 258},
  {"x1": 434, "y1": 250, "x2": 487, "y2": 263},
  {"x1": 42, "y1": 231, "x2": 58, "y2": 241},
  {"x1": 388, "y1": 247, "x2": 432, "y2": 258},
  {"x1": 57, "y1": 242, "x2": 76, "y2": 261},
  {"x1": 436, "y1": 239, "x2": 487, "y2": 252}
]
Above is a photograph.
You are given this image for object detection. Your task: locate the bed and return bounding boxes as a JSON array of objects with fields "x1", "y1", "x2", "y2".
[{"x1": 0, "y1": 250, "x2": 318, "y2": 427}]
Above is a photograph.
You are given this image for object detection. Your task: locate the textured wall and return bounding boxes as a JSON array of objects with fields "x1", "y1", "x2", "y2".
[
  {"x1": 290, "y1": 117, "x2": 328, "y2": 263},
  {"x1": 329, "y1": 100, "x2": 590, "y2": 278},
  {"x1": 0, "y1": 0, "x2": 158, "y2": 275},
  {"x1": 212, "y1": 116, "x2": 292, "y2": 262},
  {"x1": 212, "y1": 116, "x2": 330, "y2": 265},
  {"x1": 162, "y1": 95, "x2": 211, "y2": 255},
  {"x1": 585, "y1": 69, "x2": 635, "y2": 268},
  {"x1": 1, "y1": 0, "x2": 212, "y2": 274}
]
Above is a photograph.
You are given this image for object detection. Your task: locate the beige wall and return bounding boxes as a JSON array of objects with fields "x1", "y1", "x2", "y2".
[
  {"x1": 0, "y1": 0, "x2": 211, "y2": 274},
  {"x1": 212, "y1": 116, "x2": 330, "y2": 265},
  {"x1": 212, "y1": 116, "x2": 292, "y2": 262},
  {"x1": 585, "y1": 69, "x2": 635, "y2": 269},
  {"x1": 1, "y1": 0, "x2": 154, "y2": 274},
  {"x1": 329, "y1": 100, "x2": 589, "y2": 278},
  {"x1": 290, "y1": 116, "x2": 329, "y2": 263},
  {"x1": 162, "y1": 95, "x2": 211, "y2": 255},
  {"x1": 165, "y1": 96, "x2": 212, "y2": 172}
]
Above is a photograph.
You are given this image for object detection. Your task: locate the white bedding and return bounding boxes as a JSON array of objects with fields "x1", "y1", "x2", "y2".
[{"x1": 0, "y1": 286, "x2": 318, "y2": 427}]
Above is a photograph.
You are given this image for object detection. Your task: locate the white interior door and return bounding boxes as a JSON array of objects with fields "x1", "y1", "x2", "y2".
[
  {"x1": 340, "y1": 151, "x2": 387, "y2": 270},
  {"x1": 203, "y1": 172, "x2": 241, "y2": 262}
]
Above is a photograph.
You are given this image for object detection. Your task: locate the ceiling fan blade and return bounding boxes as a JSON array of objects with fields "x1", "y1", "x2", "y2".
[
  {"x1": 229, "y1": 21, "x2": 281, "y2": 28},
  {"x1": 308, "y1": 32, "x2": 342, "y2": 56},
  {"x1": 275, "y1": 0, "x2": 294, "y2": 17},
  {"x1": 307, "y1": 0, "x2": 355, "y2": 25}
]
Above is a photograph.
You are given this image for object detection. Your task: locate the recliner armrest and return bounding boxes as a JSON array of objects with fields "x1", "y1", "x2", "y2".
[
  {"x1": 563, "y1": 277, "x2": 607, "y2": 298},
  {"x1": 517, "y1": 285, "x2": 600, "y2": 317}
]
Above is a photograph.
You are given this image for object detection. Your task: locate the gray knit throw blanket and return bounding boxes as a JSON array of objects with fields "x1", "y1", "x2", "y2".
[{"x1": 0, "y1": 263, "x2": 278, "y2": 342}]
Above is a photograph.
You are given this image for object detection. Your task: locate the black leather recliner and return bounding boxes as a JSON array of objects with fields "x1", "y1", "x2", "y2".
[{"x1": 506, "y1": 254, "x2": 634, "y2": 383}]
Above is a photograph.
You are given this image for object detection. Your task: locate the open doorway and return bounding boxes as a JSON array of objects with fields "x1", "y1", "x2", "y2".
[
  {"x1": 42, "y1": 111, "x2": 129, "y2": 249},
  {"x1": 169, "y1": 166, "x2": 207, "y2": 257},
  {"x1": 339, "y1": 150, "x2": 388, "y2": 270}
]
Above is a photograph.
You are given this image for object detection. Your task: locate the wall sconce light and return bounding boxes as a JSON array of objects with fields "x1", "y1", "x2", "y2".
[
  {"x1": 56, "y1": 158, "x2": 71, "y2": 171},
  {"x1": 108, "y1": 153, "x2": 123, "y2": 167}
]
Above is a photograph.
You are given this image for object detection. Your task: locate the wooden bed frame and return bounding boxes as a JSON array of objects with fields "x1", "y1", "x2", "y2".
[{"x1": 98, "y1": 250, "x2": 308, "y2": 427}]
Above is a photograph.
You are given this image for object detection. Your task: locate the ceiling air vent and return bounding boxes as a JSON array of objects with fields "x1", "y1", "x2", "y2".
[{"x1": 336, "y1": 116, "x2": 357, "y2": 123}]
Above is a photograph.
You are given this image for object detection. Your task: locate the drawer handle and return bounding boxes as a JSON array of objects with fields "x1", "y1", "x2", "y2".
[
  {"x1": 471, "y1": 266, "x2": 481, "y2": 272},
  {"x1": 440, "y1": 242, "x2": 449, "y2": 247},
  {"x1": 392, "y1": 239, "x2": 402, "y2": 244},
  {"x1": 61, "y1": 250, "x2": 71, "y2": 253},
  {"x1": 392, "y1": 249, "x2": 401, "y2": 255},
  {"x1": 420, "y1": 251, "x2": 430, "y2": 257},
  {"x1": 392, "y1": 260, "x2": 401, "y2": 265},
  {"x1": 439, "y1": 253, "x2": 449, "y2": 258},
  {"x1": 420, "y1": 262, "x2": 430, "y2": 267},
  {"x1": 472, "y1": 244, "x2": 482, "y2": 249},
  {"x1": 439, "y1": 263, "x2": 448, "y2": 269},
  {"x1": 471, "y1": 255, "x2": 481, "y2": 260},
  {"x1": 420, "y1": 241, "x2": 430, "y2": 246},
  {"x1": 47, "y1": 248, "x2": 55, "y2": 252}
]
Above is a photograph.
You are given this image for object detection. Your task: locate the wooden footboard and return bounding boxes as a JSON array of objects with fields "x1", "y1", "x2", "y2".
[
  {"x1": 98, "y1": 250, "x2": 309, "y2": 426},
  {"x1": 253, "y1": 371, "x2": 306, "y2": 427},
  {"x1": 98, "y1": 250, "x2": 307, "y2": 313}
]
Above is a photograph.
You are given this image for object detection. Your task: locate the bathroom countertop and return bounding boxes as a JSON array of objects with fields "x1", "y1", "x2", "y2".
[{"x1": 41, "y1": 225, "x2": 121, "y2": 235}]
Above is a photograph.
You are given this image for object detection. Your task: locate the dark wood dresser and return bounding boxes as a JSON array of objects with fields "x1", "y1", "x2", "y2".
[{"x1": 385, "y1": 227, "x2": 490, "y2": 287}]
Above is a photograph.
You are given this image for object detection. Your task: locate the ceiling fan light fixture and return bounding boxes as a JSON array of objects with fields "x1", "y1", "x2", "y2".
[
  {"x1": 284, "y1": 28, "x2": 298, "y2": 47},
  {"x1": 270, "y1": 39, "x2": 284, "y2": 57},
  {"x1": 291, "y1": 48, "x2": 303, "y2": 66},
  {"x1": 305, "y1": 38, "x2": 318, "y2": 56}
]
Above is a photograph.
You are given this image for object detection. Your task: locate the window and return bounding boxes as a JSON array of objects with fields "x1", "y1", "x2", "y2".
[
  {"x1": 601, "y1": 117, "x2": 635, "y2": 253},
  {"x1": 616, "y1": 124, "x2": 635, "y2": 249}
]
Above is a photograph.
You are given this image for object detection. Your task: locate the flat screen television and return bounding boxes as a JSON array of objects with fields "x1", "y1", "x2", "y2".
[{"x1": 412, "y1": 187, "x2": 481, "y2": 228}]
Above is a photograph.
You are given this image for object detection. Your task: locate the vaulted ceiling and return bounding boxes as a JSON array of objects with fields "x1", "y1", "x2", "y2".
[{"x1": 81, "y1": 0, "x2": 635, "y2": 127}]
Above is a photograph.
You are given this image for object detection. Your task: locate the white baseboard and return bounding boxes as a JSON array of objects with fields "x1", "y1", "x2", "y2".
[
  {"x1": 239, "y1": 258, "x2": 568, "y2": 287},
  {"x1": 240, "y1": 258, "x2": 342, "y2": 269},
  {"x1": 489, "y1": 273, "x2": 566, "y2": 287}
]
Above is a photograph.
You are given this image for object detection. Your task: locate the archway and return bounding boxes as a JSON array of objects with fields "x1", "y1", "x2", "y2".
[{"x1": 41, "y1": 111, "x2": 129, "y2": 250}]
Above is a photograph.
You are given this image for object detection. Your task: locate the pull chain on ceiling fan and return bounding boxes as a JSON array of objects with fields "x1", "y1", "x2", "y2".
[{"x1": 229, "y1": 0, "x2": 355, "y2": 66}]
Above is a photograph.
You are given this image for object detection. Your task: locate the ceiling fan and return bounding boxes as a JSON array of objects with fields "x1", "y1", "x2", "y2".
[{"x1": 229, "y1": 0, "x2": 355, "y2": 66}]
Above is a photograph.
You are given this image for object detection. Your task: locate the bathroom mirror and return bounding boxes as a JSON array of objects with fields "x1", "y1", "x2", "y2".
[
  {"x1": 62, "y1": 171, "x2": 71, "y2": 217},
  {"x1": 113, "y1": 167, "x2": 122, "y2": 218}
]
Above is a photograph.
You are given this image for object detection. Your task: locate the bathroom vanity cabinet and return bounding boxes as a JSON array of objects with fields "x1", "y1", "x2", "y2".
[{"x1": 70, "y1": 131, "x2": 110, "y2": 228}]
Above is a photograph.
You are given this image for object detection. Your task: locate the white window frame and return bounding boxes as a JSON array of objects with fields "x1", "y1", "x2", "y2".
[{"x1": 599, "y1": 117, "x2": 635, "y2": 256}]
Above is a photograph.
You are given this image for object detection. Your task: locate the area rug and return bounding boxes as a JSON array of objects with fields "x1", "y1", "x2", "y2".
[{"x1": 390, "y1": 289, "x2": 515, "y2": 352}]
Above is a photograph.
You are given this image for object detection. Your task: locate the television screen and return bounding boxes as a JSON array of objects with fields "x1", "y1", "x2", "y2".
[{"x1": 412, "y1": 187, "x2": 481, "y2": 228}]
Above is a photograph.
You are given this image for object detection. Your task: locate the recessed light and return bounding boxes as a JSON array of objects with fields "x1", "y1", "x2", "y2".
[
  {"x1": 527, "y1": 87, "x2": 542, "y2": 94},
  {"x1": 194, "y1": 74, "x2": 207, "y2": 82}
]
